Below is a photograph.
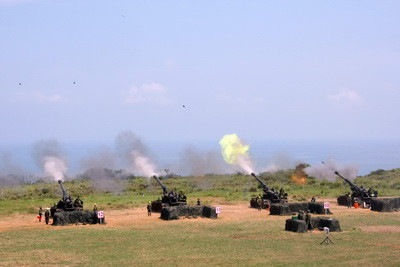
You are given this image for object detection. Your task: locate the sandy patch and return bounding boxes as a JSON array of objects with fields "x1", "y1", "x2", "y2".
[{"x1": 359, "y1": 225, "x2": 400, "y2": 233}]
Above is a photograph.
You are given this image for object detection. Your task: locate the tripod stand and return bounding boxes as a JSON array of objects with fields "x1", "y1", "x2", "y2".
[
  {"x1": 320, "y1": 227, "x2": 333, "y2": 245},
  {"x1": 320, "y1": 235, "x2": 334, "y2": 245}
]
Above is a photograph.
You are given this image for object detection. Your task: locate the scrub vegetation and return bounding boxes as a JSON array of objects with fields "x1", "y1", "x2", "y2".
[{"x1": 1, "y1": 168, "x2": 399, "y2": 215}]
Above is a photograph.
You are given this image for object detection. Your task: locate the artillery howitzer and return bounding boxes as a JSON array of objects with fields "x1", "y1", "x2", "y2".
[
  {"x1": 49, "y1": 180, "x2": 103, "y2": 226},
  {"x1": 250, "y1": 172, "x2": 288, "y2": 209},
  {"x1": 335, "y1": 171, "x2": 378, "y2": 206},
  {"x1": 50, "y1": 180, "x2": 83, "y2": 217},
  {"x1": 151, "y1": 175, "x2": 187, "y2": 212}
]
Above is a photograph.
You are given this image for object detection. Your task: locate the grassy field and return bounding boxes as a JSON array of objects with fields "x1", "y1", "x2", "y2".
[
  {"x1": 2, "y1": 169, "x2": 400, "y2": 215},
  {"x1": 0, "y1": 203, "x2": 399, "y2": 266},
  {"x1": 0, "y1": 169, "x2": 399, "y2": 266}
]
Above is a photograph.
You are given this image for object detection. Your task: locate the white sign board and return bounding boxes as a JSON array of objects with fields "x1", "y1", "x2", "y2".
[
  {"x1": 97, "y1": 211, "x2": 104, "y2": 218},
  {"x1": 324, "y1": 202, "x2": 330, "y2": 210},
  {"x1": 215, "y1": 206, "x2": 221, "y2": 214}
]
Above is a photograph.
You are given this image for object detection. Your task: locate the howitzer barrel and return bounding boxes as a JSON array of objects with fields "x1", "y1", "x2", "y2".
[
  {"x1": 153, "y1": 175, "x2": 168, "y2": 194},
  {"x1": 251, "y1": 172, "x2": 268, "y2": 190},
  {"x1": 334, "y1": 171, "x2": 358, "y2": 190},
  {"x1": 58, "y1": 180, "x2": 68, "y2": 201}
]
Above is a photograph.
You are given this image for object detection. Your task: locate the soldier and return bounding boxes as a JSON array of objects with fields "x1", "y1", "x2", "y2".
[
  {"x1": 298, "y1": 210, "x2": 305, "y2": 220},
  {"x1": 74, "y1": 196, "x2": 83, "y2": 208},
  {"x1": 346, "y1": 193, "x2": 352, "y2": 208},
  {"x1": 305, "y1": 210, "x2": 313, "y2": 232},
  {"x1": 66, "y1": 196, "x2": 72, "y2": 208},
  {"x1": 311, "y1": 196, "x2": 316, "y2": 202},
  {"x1": 279, "y1": 188, "x2": 285, "y2": 198},
  {"x1": 257, "y1": 195, "x2": 262, "y2": 211},
  {"x1": 368, "y1": 188, "x2": 374, "y2": 196},
  {"x1": 44, "y1": 208, "x2": 50, "y2": 225},
  {"x1": 168, "y1": 191, "x2": 175, "y2": 202},
  {"x1": 196, "y1": 198, "x2": 201, "y2": 205},
  {"x1": 38, "y1": 207, "x2": 43, "y2": 222},
  {"x1": 147, "y1": 201, "x2": 152, "y2": 216}
]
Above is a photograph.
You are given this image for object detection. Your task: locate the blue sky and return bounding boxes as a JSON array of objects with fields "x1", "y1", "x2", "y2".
[{"x1": 1, "y1": 0, "x2": 400, "y2": 145}]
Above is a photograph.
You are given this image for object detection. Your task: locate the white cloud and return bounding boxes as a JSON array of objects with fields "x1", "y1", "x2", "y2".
[
  {"x1": 328, "y1": 88, "x2": 362, "y2": 103},
  {"x1": 35, "y1": 92, "x2": 65, "y2": 103},
  {"x1": 125, "y1": 83, "x2": 173, "y2": 104},
  {"x1": 19, "y1": 91, "x2": 66, "y2": 103}
]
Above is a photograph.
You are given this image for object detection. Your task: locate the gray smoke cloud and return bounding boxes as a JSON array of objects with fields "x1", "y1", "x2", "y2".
[
  {"x1": 31, "y1": 139, "x2": 68, "y2": 181},
  {"x1": 115, "y1": 130, "x2": 158, "y2": 177},
  {"x1": 0, "y1": 151, "x2": 25, "y2": 176},
  {"x1": 80, "y1": 147, "x2": 116, "y2": 170},
  {"x1": 179, "y1": 147, "x2": 229, "y2": 176},
  {"x1": 262, "y1": 153, "x2": 298, "y2": 173},
  {"x1": 79, "y1": 147, "x2": 125, "y2": 192},
  {"x1": 0, "y1": 151, "x2": 30, "y2": 186},
  {"x1": 304, "y1": 158, "x2": 359, "y2": 181}
]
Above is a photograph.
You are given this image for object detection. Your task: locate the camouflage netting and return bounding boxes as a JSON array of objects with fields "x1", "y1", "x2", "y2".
[
  {"x1": 160, "y1": 205, "x2": 217, "y2": 220},
  {"x1": 285, "y1": 219, "x2": 308, "y2": 233},
  {"x1": 52, "y1": 210, "x2": 105, "y2": 226},
  {"x1": 270, "y1": 202, "x2": 331, "y2": 215},
  {"x1": 285, "y1": 217, "x2": 341, "y2": 233},
  {"x1": 370, "y1": 197, "x2": 400, "y2": 212}
]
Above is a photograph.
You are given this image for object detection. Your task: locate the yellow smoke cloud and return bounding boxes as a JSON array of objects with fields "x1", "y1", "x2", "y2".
[{"x1": 219, "y1": 133, "x2": 250, "y2": 165}]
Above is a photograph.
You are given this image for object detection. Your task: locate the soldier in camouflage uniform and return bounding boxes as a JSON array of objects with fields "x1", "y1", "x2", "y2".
[
  {"x1": 305, "y1": 210, "x2": 313, "y2": 232},
  {"x1": 147, "y1": 201, "x2": 152, "y2": 216},
  {"x1": 346, "y1": 193, "x2": 352, "y2": 208},
  {"x1": 44, "y1": 208, "x2": 50, "y2": 225},
  {"x1": 38, "y1": 207, "x2": 43, "y2": 222},
  {"x1": 257, "y1": 195, "x2": 262, "y2": 211}
]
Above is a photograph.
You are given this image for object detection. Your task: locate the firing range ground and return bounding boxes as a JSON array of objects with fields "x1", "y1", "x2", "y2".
[{"x1": 0, "y1": 198, "x2": 399, "y2": 233}]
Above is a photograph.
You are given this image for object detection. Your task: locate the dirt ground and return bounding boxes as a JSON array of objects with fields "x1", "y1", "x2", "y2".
[{"x1": 1, "y1": 198, "x2": 399, "y2": 233}]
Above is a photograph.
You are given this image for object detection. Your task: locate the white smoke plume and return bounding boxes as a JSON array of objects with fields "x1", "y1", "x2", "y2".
[
  {"x1": 115, "y1": 131, "x2": 158, "y2": 177},
  {"x1": 304, "y1": 158, "x2": 359, "y2": 181},
  {"x1": 131, "y1": 150, "x2": 157, "y2": 177},
  {"x1": 32, "y1": 139, "x2": 68, "y2": 182},
  {"x1": 235, "y1": 155, "x2": 254, "y2": 174},
  {"x1": 44, "y1": 156, "x2": 67, "y2": 181}
]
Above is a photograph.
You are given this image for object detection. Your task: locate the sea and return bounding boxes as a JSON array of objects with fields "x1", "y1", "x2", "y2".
[{"x1": 1, "y1": 139, "x2": 400, "y2": 177}]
